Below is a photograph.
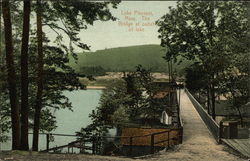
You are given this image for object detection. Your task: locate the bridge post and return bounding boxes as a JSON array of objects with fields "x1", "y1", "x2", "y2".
[
  {"x1": 150, "y1": 134, "x2": 155, "y2": 154},
  {"x1": 218, "y1": 121, "x2": 223, "y2": 144},
  {"x1": 129, "y1": 137, "x2": 133, "y2": 156},
  {"x1": 92, "y1": 137, "x2": 96, "y2": 154},
  {"x1": 179, "y1": 127, "x2": 183, "y2": 144},
  {"x1": 167, "y1": 132, "x2": 170, "y2": 148},
  {"x1": 79, "y1": 139, "x2": 83, "y2": 153},
  {"x1": 46, "y1": 134, "x2": 50, "y2": 152}
]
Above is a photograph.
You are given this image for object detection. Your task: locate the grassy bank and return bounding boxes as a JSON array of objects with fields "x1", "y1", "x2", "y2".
[
  {"x1": 79, "y1": 72, "x2": 170, "y2": 87},
  {"x1": 79, "y1": 77, "x2": 123, "y2": 87},
  {"x1": 0, "y1": 151, "x2": 132, "y2": 161}
]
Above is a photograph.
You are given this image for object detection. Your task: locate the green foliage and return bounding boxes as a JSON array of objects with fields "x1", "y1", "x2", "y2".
[
  {"x1": 157, "y1": 1, "x2": 249, "y2": 121},
  {"x1": 41, "y1": 0, "x2": 120, "y2": 59},
  {"x1": 79, "y1": 77, "x2": 123, "y2": 87},
  {"x1": 78, "y1": 66, "x2": 163, "y2": 137},
  {"x1": 69, "y1": 45, "x2": 193, "y2": 73},
  {"x1": 0, "y1": 107, "x2": 10, "y2": 142},
  {"x1": 90, "y1": 80, "x2": 130, "y2": 127},
  {"x1": 0, "y1": 27, "x2": 9, "y2": 142},
  {"x1": 79, "y1": 66, "x2": 106, "y2": 77},
  {"x1": 218, "y1": 67, "x2": 249, "y2": 108},
  {"x1": 0, "y1": 86, "x2": 11, "y2": 143},
  {"x1": 157, "y1": 1, "x2": 248, "y2": 71},
  {"x1": 111, "y1": 106, "x2": 129, "y2": 124},
  {"x1": 25, "y1": 31, "x2": 84, "y2": 134},
  {"x1": 0, "y1": 0, "x2": 120, "y2": 144},
  {"x1": 185, "y1": 63, "x2": 208, "y2": 92}
]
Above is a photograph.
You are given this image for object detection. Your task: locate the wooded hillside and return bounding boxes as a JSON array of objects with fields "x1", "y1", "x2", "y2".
[{"x1": 69, "y1": 45, "x2": 192, "y2": 73}]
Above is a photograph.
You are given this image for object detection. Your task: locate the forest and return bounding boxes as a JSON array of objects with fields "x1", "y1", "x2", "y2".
[{"x1": 69, "y1": 44, "x2": 192, "y2": 74}]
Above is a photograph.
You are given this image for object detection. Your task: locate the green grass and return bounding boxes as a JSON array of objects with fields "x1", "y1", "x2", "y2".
[{"x1": 0, "y1": 150, "x2": 39, "y2": 156}]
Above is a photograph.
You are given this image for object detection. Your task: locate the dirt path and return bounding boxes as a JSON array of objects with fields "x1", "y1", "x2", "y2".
[{"x1": 144, "y1": 89, "x2": 244, "y2": 161}]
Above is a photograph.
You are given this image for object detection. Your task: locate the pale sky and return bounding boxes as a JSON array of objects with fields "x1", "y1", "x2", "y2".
[{"x1": 45, "y1": 1, "x2": 177, "y2": 52}]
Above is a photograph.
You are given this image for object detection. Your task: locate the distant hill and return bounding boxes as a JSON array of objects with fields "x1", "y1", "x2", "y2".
[{"x1": 69, "y1": 44, "x2": 192, "y2": 74}]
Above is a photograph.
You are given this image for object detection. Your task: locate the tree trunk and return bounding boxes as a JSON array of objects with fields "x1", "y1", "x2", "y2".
[
  {"x1": 2, "y1": 0, "x2": 20, "y2": 150},
  {"x1": 207, "y1": 87, "x2": 210, "y2": 115},
  {"x1": 247, "y1": 2, "x2": 250, "y2": 126},
  {"x1": 0, "y1": 2, "x2": 2, "y2": 64},
  {"x1": 236, "y1": 106, "x2": 244, "y2": 127},
  {"x1": 167, "y1": 61, "x2": 170, "y2": 83},
  {"x1": 211, "y1": 83, "x2": 216, "y2": 120},
  {"x1": 32, "y1": 0, "x2": 44, "y2": 151},
  {"x1": 170, "y1": 59, "x2": 173, "y2": 82},
  {"x1": 198, "y1": 90, "x2": 200, "y2": 102},
  {"x1": 20, "y1": 0, "x2": 31, "y2": 151}
]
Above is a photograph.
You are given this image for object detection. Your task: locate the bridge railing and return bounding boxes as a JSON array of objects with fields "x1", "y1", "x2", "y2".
[
  {"x1": 176, "y1": 89, "x2": 183, "y2": 144},
  {"x1": 185, "y1": 88, "x2": 220, "y2": 142}
]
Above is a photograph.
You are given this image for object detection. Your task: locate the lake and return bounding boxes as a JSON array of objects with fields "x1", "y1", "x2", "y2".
[{"x1": 0, "y1": 89, "x2": 102, "y2": 151}]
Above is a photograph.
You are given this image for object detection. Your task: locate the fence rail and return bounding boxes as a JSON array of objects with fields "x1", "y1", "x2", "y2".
[
  {"x1": 185, "y1": 88, "x2": 220, "y2": 142},
  {"x1": 37, "y1": 126, "x2": 183, "y2": 155}
]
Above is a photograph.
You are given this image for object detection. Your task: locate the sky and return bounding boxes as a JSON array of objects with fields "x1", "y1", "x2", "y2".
[{"x1": 45, "y1": 1, "x2": 177, "y2": 52}]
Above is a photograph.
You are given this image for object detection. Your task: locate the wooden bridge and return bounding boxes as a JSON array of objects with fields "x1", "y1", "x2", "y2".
[{"x1": 184, "y1": 89, "x2": 249, "y2": 159}]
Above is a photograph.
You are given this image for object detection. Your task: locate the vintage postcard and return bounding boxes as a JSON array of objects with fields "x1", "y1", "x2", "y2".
[{"x1": 0, "y1": 1, "x2": 249, "y2": 160}]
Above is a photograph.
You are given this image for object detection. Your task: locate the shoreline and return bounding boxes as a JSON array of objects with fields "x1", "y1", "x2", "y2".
[{"x1": 86, "y1": 86, "x2": 106, "y2": 90}]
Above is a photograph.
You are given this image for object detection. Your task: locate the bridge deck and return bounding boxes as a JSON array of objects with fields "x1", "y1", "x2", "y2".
[
  {"x1": 151, "y1": 90, "x2": 245, "y2": 161},
  {"x1": 222, "y1": 139, "x2": 250, "y2": 158}
]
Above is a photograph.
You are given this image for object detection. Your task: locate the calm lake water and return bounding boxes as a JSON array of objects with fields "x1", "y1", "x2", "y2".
[{"x1": 0, "y1": 89, "x2": 102, "y2": 151}]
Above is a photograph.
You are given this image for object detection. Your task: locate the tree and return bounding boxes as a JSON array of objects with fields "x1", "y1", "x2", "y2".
[
  {"x1": 0, "y1": 0, "x2": 120, "y2": 151},
  {"x1": 185, "y1": 63, "x2": 211, "y2": 112},
  {"x1": 79, "y1": 66, "x2": 162, "y2": 138},
  {"x1": 157, "y1": 1, "x2": 249, "y2": 120},
  {"x1": 79, "y1": 66, "x2": 106, "y2": 77},
  {"x1": 0, "y1": 1, "x2": 62, "y2": 149},
  {"x1": 2, "y1": 0, "x2": 20, "y2": 150},
  {"x1": 220, "y1": 70, "x2": 249, "y2": 127},
  {"x1": 32, "y1": 0, "x2": 44, "y2": 151},
  {"x1": 217, "y1": 30, "x2": 249, "y2": 126},
  {"x1": 0, "y1": 1, "x2": 2, "y2": 64},
  {"x1": 20, "y1": 0, "x2": 31, "y2": 150},
  {"x1": 32, "y1": 0, "x2": 120, "y2": 151}
]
